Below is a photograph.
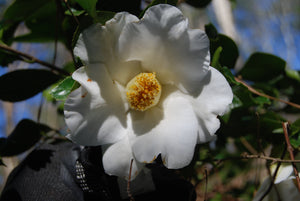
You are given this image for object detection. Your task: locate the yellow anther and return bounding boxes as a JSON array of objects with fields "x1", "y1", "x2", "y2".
[{"x1": 126, "y1": 72, "x2": 162, "y2": 111}]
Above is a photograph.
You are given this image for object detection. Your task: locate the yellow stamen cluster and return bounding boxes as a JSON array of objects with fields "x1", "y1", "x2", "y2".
[{"x1": 126, "y1": 72, "x2": 162, "y2": 111}]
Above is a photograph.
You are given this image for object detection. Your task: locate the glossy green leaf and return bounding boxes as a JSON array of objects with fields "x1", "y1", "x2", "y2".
[
  {"x1": 211, "y1": 46, "x2": 222, "y2": 68},
  {"x1": 205, "y1": 24, "x2": 239, "y2": 68},
  {"x1": 74, "y1": 0, "x2": 98, "y2": 18},
  {"x1": 286, "y1": 69, "x2": 300, "y2": 82},
  {"x1": 50, "y1": 76, "x2": 79, "y2": 100},
  {"x1": 212, "y1": 35, "x2": 239, "y2": 69},
  {"x1": 0, "y1": 119, "x2": 51, "y2": 156},
  {"x1": 0, "y1": 69, "x2": 61, "y2": 102},
  {"x1": 239, "y1": 52, "x2": 286, "y2": 82}
]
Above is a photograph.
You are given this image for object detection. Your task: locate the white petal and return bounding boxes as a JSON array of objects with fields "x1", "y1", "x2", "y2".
[
  {"x1": 102, "y1": 137, "x2": 142, "y2": 180},
  {"x1": 253, "y1": 166, "x2": 300, "y2": 201},
  {"x1": 132, "y1": 88, "x2": 198, "y2": 169},
  {"x1": 192, "y1": 67, "x2": 233, "y2": 143},
  {"x1": 64, "y1": 66, "x2": 127, "y2": 145},
  {"x1": 74, "y1": 12, "x2": 138, "y2": 65},
  {"x1": 74, "y1": 23, "x2": 110, "y2": 65},
  {"x1": 273, "y1": 164, "x2": 293, "y2": 184},
  {"x1": 118, "y1": 4, "x2": 210, "y2": 95}
]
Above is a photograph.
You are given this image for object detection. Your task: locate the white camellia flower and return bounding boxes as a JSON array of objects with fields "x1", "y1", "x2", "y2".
[
  {"x1": 253, "y1": 164, "x2": 300, "y2": 201},
  {"x1": 64, "y1": 4, "x2": 233, "y2": 179}
]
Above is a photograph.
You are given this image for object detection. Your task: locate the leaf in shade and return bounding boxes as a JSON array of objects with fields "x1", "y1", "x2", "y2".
[
  {"x1": 74, "y1": 0, "x2": 98, "y2": 18},
  {"x1": 95, "y1": 11, "x2": 116, "y2": 25},
  {"x1": 285, "y1": 69, "x2": 300, "y2": 82},
  {"x1": 0, "y1": 48, "x2": 20, "y2": 67},
  {"x1": 239, "y1": 52, "x2": 286, "y2": 82},
  {"x1": 0, "y1": 119, "x2": 51, "y2": 156},
  {"x1": 205, "y1": 24, "x2": 239, "y2": 69},
  {"x1": 0, "y1": 0, "x2": 50, "y2": 43},
  {"x1": 185, "y1": 0, "x2": 212, "y2": 8},
  {"x1": 50, "y1": 76, "x2": 79, "y2": 100},
  {"x1": 0, "y1": 69, "x2": 61, "y2": 102}
]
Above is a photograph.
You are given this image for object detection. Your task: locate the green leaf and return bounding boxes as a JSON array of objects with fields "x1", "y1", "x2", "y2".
[
  {"x1": 0, "y1": 69, "x2": 61, "y2": 102},
  {"x1": 50, "y1": 76, "x2": 79, "y2": 100},
  {"x1": 286, "y1": 69, "x2": 300, "y2": 82},
  {"x1": 1, "y1": 0, "x2": 50, "y2": 28},
  {"x1": 13, "y1": 0, "x2": 66, "y2": 43},
  {"x1": 65, "y1": 9, "x2": 85, "y2": 16},
  {"x1": 252, "y1": 96, "x2": 271, "y2": 106},
  {"x1": 0, "y1": 119, "x2": 51, "y2": 156},
  {"x1": 211, "y1": 46, "x2": 222, "y2": 68},
  {"x1": 211, "y1": 35, "x2": 239, "y2": 69},
  {"x1": 95, "y1": 11, "x2": 116, "y2": 24},
  {"x1": 290, "y1": 134, "x2": 300, "y2": 148},
  {"x1": 205, "y1": 23, "x2": 218, "y2": 41},
  {"x1": 0, "y1": 48, "x2": 20, "y2": 67},
  {"x1": 290, "y1": 118, "x2": 300, "y2": 137},
  {"x1": 239, "y1": 52, "x2": 286, "y2": 82},
  {"x1": 205, "y1": 24, "x2": 239, "y2": 68},
  {"x1": 74, "y1": 0, "x2": 98, "y2": 18}
]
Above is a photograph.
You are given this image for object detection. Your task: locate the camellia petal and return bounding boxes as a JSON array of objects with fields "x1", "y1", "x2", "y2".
[
  {"x1": 253, "y1": 165, "x2": 300, "y2": 201},
  {"x1": 102, "y1": 135, "x2": 141, "y2": 180},
  {"x1": 64, "y1": 66, "x2": 127, "y2": 145},
  {"x1": 74, "y1": 12, "x2": 138, "y2": 65},
  {"x1": 191, "y1": 67, "x2": 233, "y2": 143},
  {"x1": 118, "y1": 4, "x2": 210, "y2": 95},
  {"x1": 132, "y1": 88, "x2": 198, "y2": 169}
]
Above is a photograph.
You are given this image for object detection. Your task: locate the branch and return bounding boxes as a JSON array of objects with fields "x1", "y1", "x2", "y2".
[
  {"x1": 215, "y1": 153, "x2": 300, "y2": 164},
  {"x1": 282, "y1": 122, "x2": 300, "y2": 192},
  {"x1": 235, "y1": 76, "x2": 300, "y2": 109},
  {"x1": 0, "y1": 44, "x2": 70, "y2": 76}
]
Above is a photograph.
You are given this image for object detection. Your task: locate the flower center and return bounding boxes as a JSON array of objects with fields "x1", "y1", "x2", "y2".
[{"x1": 126, "y1": 72, "x2": 162, "y2": 111}]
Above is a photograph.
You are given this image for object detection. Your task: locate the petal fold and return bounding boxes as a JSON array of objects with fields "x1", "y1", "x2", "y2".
[
  {"x1": 132, "y1": 88, "x2": 198, "y2": 169},
  {"x1": 118, "y1": 4, "x2": 210, "y2": 95},
  {"x1": 64, "y1": 66, "x2": 127, "y2": 145},
  {"x1": 191, "y1": 67, "x2": 233, "y2": 143}
]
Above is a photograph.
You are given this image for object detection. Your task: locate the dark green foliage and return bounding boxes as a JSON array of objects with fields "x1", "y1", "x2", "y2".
[
  {"x1": 0, "y1": 69, "x2": 61, "y2": 102},
  {"x1": 239, "y1": 52, "x2": 286, "y2": 82},
  {"x1": 0, "y1": 119, "x2": 51, "y2": 156},
  {"x1": 186, "y1": 0, "x2": 212, "y2": 8},
  {"x1": 205, "y1": 24, "x2": 239, "y2": 69},
  {"x1": 50, "y1": 76, "x2": 79, "y2": 100}
]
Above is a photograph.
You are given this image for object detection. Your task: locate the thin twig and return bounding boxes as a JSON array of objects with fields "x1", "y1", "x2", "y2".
[
  {"x1": 0, "y1": 44, "x2": 70, "y2": 76},
  {"x1": 63, "y1": 0, "x2": 80, "y2": 25},
  {"x1": 235, "y1": 76, "x2": 300, "y2": 109},
  {"x1": 282, "y1": 122, "x2": 300, "y2": 192},
  {"x1": 259, "y1": 158, "x2": 283, "y2": 201},
  {"x1": 215, "y1": 153, "x2": 300, "y2": 164},
  {"x1": 127, "y1": 159, "x2": 135, "y2": 201},
  {"x1": 258, "y1": 146, "x2": 286, "y2": 201}
]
